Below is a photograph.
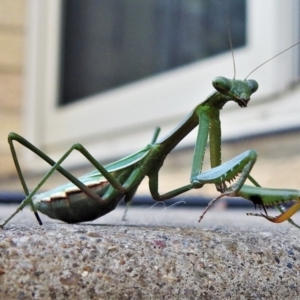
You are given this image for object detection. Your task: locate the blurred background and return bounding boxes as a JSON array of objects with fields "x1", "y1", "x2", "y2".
[{"x1": 0, "y1": 0, "x2": 300, "y2": 206}]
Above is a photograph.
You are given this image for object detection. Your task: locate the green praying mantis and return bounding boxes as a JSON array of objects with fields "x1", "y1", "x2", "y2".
[{"x1": 1, "y1": 42, "x2": 300, "y2": 229}]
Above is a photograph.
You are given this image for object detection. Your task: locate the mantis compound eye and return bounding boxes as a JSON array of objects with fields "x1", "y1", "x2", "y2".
[
  {"x1": 246, "y1": 79, "x2": 259, "y2": 94},
  {"x1": 212, "y1": 76, "x2": 232, "y2": 92}
]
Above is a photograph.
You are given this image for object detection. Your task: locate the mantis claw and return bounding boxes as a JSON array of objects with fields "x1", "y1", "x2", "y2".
[
  {"x1": 265, "y1": 201, "x2": 300, "y2": 223},
  {"x1": 246, "y1": 200, "x2": 300, "y2": 230},
  {"x1": 246, "y1": 212, "x2": 274, "y2": 221},
  {"x1": 254, "y1": 203, "x2": 269, "y2": 217}
]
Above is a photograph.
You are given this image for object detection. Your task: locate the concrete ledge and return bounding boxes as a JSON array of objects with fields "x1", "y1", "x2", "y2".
[{"x1": 0, "y1": 205, "x2": 299, "y2": 299}]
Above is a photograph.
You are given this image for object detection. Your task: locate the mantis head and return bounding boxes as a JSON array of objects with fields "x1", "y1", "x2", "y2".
[{"x1": 212, "y1": 76, "x2": 258, "y2": 107}]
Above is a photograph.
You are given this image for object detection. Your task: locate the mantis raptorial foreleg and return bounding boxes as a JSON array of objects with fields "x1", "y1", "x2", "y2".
[
  {"x1": 148, "y1": 150, "x2": 257, "y2": 201},
  {"x1": 241, "y1": 175, "x2": 300, "y2": 229},
  {"x1": 239, "y1": 185, "x2": 300, "y2": 229},
  {"x1": 246, "y1": 202, "x2": 300, "y2": 229},
  {"x1": 198, "y1": 175, "x2": 300, "y2": 229}
]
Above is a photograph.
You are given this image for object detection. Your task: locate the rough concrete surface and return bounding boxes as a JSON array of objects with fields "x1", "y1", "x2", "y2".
[{"x1": 0, "y1": 204, "x2": 300, "y2": 299}]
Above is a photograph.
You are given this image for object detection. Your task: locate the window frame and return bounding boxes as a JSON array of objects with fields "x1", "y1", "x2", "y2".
[{"x1": 23, "y1": 0, "x2": 300, "y2": 171}]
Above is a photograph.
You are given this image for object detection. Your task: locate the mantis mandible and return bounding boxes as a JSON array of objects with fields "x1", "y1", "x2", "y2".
[{"x1": 1, "y1": 43, "x2": 300, "y2": 229}]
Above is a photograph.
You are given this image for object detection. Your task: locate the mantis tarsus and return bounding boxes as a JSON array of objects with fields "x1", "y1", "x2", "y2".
[{"x1": 1, "y1": 43, "x2": 300, "y2": 229}]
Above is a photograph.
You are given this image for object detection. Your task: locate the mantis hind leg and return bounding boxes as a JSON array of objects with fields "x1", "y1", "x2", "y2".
[{"x1": 0, "y1": 132, "x2": 133, "y2": 228}]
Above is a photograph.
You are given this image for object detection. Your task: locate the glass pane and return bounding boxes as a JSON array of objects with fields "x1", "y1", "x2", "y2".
[{"x1": 59, "y1": 0, "x2": 246, "y2": 105}]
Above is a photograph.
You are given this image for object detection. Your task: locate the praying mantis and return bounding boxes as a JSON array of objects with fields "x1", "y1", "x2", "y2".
[{"x1": 1, "y1": 44, "x2": 300, "y2": 229}]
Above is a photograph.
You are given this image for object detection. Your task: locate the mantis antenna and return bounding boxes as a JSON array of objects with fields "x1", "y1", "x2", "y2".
[
  {"x1": 245, "y1": 41, "x2": 300, "y2": 79},
  {"x1": 225, "y1": 1, "x2": 236, "y2": 79}
]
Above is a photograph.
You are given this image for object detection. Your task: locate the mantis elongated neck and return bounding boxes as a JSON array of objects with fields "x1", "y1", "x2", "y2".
[{"x1": 155, "y1": 91, "x2": 225, "y2": 158}]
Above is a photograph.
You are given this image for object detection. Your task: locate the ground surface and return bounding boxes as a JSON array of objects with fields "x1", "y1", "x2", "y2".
[{"x1": 0, "y1": 205, "x2": 300, "y2": 299}]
